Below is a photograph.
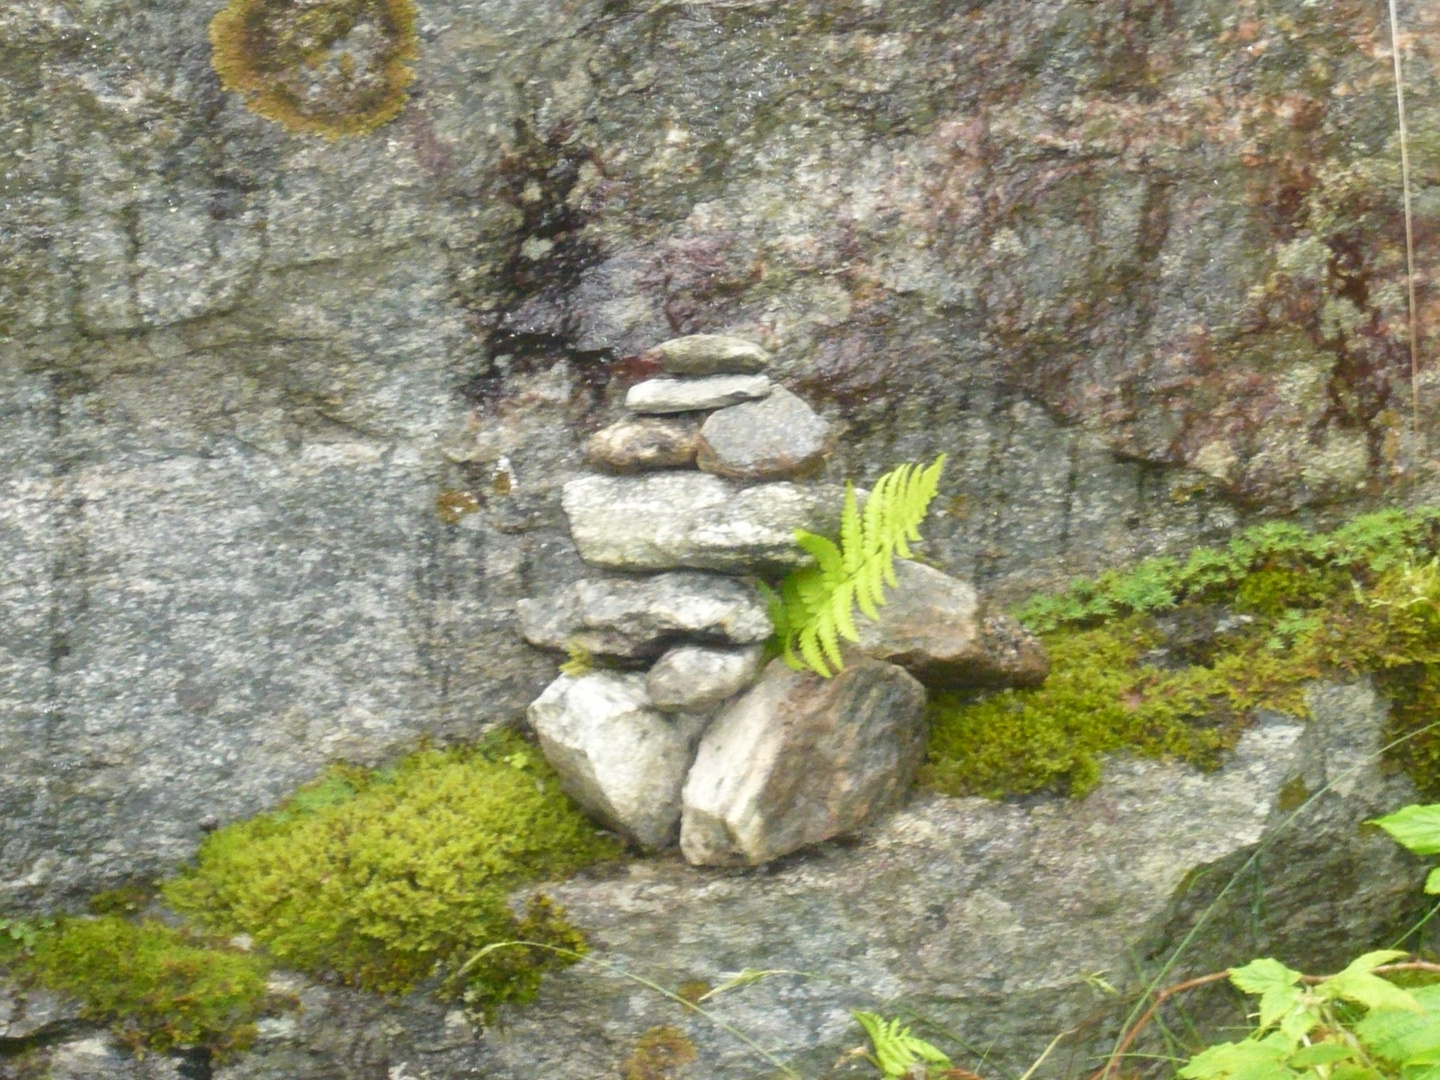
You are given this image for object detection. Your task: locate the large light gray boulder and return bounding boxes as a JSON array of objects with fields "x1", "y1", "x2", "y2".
[
  {"x1": 855, "y1": 561, "x2": 1050, "y2": 689},
  {"x1": 526, "y1": 672, "x2": 706, "y2": 851},
  {"x1": 625, "y1": 375, "x2": 772, "y2": 414},
  {"x1": 680, "y1": 657, "x2": 928, "y2": 866},
  {"x1": 648, "y1": 335, "x2": 772, "y2": 376},
  {"x1": 645, "y1": 643, "x2": 766, "y2": 712},
  {"x1": 696, "y1": 385, "x2": 833, "y2": 482},
  {"x1": 516, "y1": 572, "x2": 773, "y2": 661},
  {"x1": 562, "y1": 474, "x2": 849, "y2": 573}
]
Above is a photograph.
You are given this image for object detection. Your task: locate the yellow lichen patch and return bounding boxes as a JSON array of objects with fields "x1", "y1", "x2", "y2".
[
  {"x1": 435, "y1": 489, "x2": 482, "y2": 524},
  {"x1": 623, "y1": 1025, "x2": 697, "y2": 1080},
  {"x1": 209, "y1": 0, "x2": 418, "y2": 139}
]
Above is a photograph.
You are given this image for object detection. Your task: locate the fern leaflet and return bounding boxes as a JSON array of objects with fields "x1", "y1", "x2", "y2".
[{"x1": 773, "y1": 455, "x2": 946, "y2": 677}]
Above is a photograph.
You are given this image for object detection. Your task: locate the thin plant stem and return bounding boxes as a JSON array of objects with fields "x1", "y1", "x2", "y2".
[{"x1": 1387, "y1": 0, "x2": 1422, "y2": 447}]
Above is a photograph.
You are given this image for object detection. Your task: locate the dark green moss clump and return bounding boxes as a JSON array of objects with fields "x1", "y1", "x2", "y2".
[
  {"x1": 209, "y1": 0, "x2": 418, "y2": 139},
  {"x1": 163, "y1": 732, "x2": 621, "y2": 1015},
  {"x1": 921, "y1": 509, "x2": 1440, "y2": 799},
  {"x1": 7, "y1": 917, "x2": 273, "y2": 1056}
]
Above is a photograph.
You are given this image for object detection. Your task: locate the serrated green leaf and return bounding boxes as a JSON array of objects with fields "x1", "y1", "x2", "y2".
[
  {"x1": 1288, "y1": 1042, "x2": 1356, "y2": 1067},
  {"x1": 1319, "y1": 952, "x2": 1418, "y2": 1013},
  {"x1": 1373, "y1": 805, "x2": 1440, "y2": 856},
  {"x1": 1180, "y1": 1035, "x2": 1298, "y2": 1080},
  {"x1": 1231, "y1": 959, "x2": 1306, "y2": 1032},
  {"x1": 1356, "y1": 985, "x2": 1440, "y2": 1064}
]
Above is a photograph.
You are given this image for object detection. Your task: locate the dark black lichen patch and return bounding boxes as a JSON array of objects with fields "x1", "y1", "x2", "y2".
[{"x1": 209, "y1": 0, "x2": 418, "y2": 139}]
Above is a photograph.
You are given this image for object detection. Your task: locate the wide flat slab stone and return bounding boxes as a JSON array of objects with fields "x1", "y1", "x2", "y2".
[
  {"x1": 697, "y1": 385, "x2": 833, "y2": 482},
  {"x1": 625, "y1": 375, "x2": 771, "y2": 414},
  {"x1": 517, "y1": 572, "x2": 773, "y2": 661},
  {"x1": 585, "y1": 417, "x2": 701, "y2": 473},
  {"x1": 855, "y1": 561, "x2": 1050, "y2": 689},
  {"x1": 647, "y1": 335, "x2": 772, "y2": 376},
  {"x1": 680, "y1": 657, "x2": 928, "y2": 866},
  {"x1": 562, "y1": 473, "x2": 848, "y2": 573},
  {"x1": 527, "y1": 671, "x2": 707, "y2": 850}
]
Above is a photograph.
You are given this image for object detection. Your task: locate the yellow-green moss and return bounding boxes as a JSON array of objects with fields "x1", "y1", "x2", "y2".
[
  {"x1": 209, "y1": 0, "x2": 418, "y2": 139},
  {"x1": 162, "y1": 732, "x2": 621, "y2": 1015},
  {"x1": 923, "y1": 508, "x2": 1440, "y2": 799},
  {"x1": 8, "y1": 917, "x2": 273, "y2": 1056},
  {"x1": 623, "y1": 1025, "x2": 697, "y2": 1080}
]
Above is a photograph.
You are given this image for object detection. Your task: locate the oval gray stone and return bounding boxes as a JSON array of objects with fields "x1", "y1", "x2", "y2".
[
  {"x1": 625, "y1": 374, "x2": 771, "y2": 414},
  {"x1": 648, "y1": 334, "x2": 772, "y2": 376},
  {"x1": 646, "y1": 643, "x2": 766, "y2": 712},
  {"x1": 517, "y1": 572, "x2": 773, "y2": 661},
  {"x1": 680, "y1": 657, "x2": 928, "y2": 866},
  {"x1": 697, "y1": 385, "x2": 833, "y2": 481},
  {"x1": 586, "y1": 417, "x2": 700, "y2": 473},
  {"x1": 561, "y1": 473, "x2": 848, "y2": 573}
]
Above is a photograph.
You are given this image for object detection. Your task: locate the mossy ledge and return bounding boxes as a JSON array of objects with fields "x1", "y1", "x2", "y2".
[
  {"x1": 209, "y1": 0, "x2": 419, "y2": 139},
  {"x1": 921, "y1": 508, "x2": 1440, "y2": 800},
  {"x1": 0, "y1": 732, "x2": 621, "y2": 1056}
]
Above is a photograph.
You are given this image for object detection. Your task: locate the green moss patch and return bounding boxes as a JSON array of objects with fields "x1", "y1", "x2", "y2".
[
  {"x1": 4, "y1": 917, "x2": 273, "y2": 1057},
  {"x1": 921, "y1": 509, "x2": 1440, "y2": 799},
  {"x1": 162, "y1": 732, "x2": 621, "y2": 1015}
]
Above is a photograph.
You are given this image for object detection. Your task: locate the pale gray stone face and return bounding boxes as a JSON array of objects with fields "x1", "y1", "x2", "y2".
[
  {"x1": 516, "y1": 572, "x2": 773, "y2": 661},
  {"x1": 526, "y1": 671, "x2": 703, "y2": 850},
  {"x1": 696, "y1": 385, "x2": 833, "y2": 481},
  {"x1": 680, "y1": 657, "x2": 929, "y2": 867},
  {"x1": 561, "y1": 473, "x2": 848, "y2": 573},
  {"x1": 645, "y1": 642, "x2": 765, "y2": 712},
  {"x1": 649, "y1": 335, "x2": 772, "y2": 376},
  {"x1": 623, "y1": 375, "x2": 772, "y2": 414}
]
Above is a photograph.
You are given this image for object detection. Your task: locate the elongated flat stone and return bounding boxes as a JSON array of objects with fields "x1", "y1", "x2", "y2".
[
  {"x1": 625, "y1": 374, "x2": 771, "y2": 414},
  {"x1": 697, "y1": 385, "x2": 832, "y2": 481},
  {"x1": 586, "y1": 417, "x2": 700, "y2": 473},
  {"x1": 517, "y1": 572, "x2": 773, "y2": 661},
  {"x1": 648, "y1": 335, "x2": 772, "y2": 376},
  {"x1": 561, "y1": 473, "x2": 847, "y2": 573}
]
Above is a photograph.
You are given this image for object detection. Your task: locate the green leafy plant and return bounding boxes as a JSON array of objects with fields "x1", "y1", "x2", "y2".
[
  {"x1": 559, "y1": 640, "x2": 595, "y2": 677},
  {"x1": 852, "y1": 1011, "x2": 953, "y2": 1079},
  {"x1": 770, "y1": 456, "x2": 946, "y2": 678}
]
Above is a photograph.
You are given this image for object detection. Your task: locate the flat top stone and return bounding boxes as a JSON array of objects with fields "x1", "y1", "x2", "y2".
[
  {"x1": 625, "y1": 374, "x2": 772, "y2": 415},
  {"x1": 697, "y1": 385, "x2": 832, "y2": 481},
  {"x1": 648, "y1": 335, "x2": 772, "y2": 376}
]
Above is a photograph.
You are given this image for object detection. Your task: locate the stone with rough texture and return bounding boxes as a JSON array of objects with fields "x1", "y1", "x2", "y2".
[
  {"x1": 696, "y1": 385, "x2": 833, "y2": 481},
  {"x1": 0, "y1": 981, "x2": 80, "y2": 1040},
  {"x1": 680, "y1": 657, "x2": 928, "y2": 866},
  {"x1": 526, "y1": 672, "x2": 704, "y2": 850},
  {"x1": 585, "y1": 417, "x2": 700, "y2": 473},
  {"x1": 855, "y1": 561, "x2": 1050, "y2": 689},
  {"x1": 648, "y1": 335, "x2": 772, "y2": 376},
  {"x1": 645, "y1": 643, "x2": 765, "y2": 712},
  {"x1": 516, "y1": 572, "x2": 772, "y2": 661},
  {"x1": 624, "y1": 375, "x2": 772, "y2": 415},
  {"x1": 562, "y1": 473, "x2": 850, "y2": 572}
]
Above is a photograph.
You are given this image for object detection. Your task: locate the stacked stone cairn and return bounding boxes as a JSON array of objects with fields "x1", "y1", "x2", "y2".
[{"x1": 519, "y1": 335, "x2": 1049, "y2": 866}]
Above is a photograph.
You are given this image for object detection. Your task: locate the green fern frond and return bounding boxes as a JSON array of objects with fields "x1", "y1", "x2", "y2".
[
  {"x1": 773, "y1": 455, "x2": 946, "y2": 678},
  {"x1": 559, "y1": 641, "x2": 593, "y2": 677},
  {"x1": 853, "y1": 1011, "x2": 952, "y2": 1079}
]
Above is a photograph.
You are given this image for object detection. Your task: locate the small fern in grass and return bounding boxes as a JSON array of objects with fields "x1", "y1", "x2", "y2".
[{"x1": 770, "y1": 456, "x2": 945, "y2": 677}]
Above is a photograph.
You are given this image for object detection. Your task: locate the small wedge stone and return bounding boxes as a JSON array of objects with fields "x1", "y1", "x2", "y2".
[
  {"x1": 625, "y1": 375, "x2": 771, "y2": 414},
  {"x1": 586, "y1": 417, "x2": 701, "y2": 472},
  {"x1": 646, "y1": 643, "x2": 765, "y2": 712},
  {"x1": 649, "y1": 334, "x2": 772, "y2": 376},
  {"x1": 697, "y1": 385, "x2": 832, "y2": 481}
]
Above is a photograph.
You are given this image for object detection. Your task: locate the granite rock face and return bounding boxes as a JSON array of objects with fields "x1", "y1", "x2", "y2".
[
  {"x1": 516, "y1": 572, "x2": 772, "y2": 661},
  {"x1": 585, "y1": 417, "x2": 700, "y2": 473},
  {"x1": 856, "y1": 561, "x2": 1050, "y2": 689},
  {"x1": 624, "y1": 375, "x2": 772, "y2": 414},
  {"x1": 680, "y1": 658, "x2": 929, "y2": 866},
  {"x1": 649, "y1": 335, "x2": 772, "y2": 376},
  {"x1": 526, "y1": 672, "x2": 704, "y2": 850},
  {"x1": 561, "y1": 474, "x2": 850, "y2": 572},
  {"x1": 645, "y1": 643, "x2": 765, "y2": 712},
  {"x1": 697, "y1": 385, "x2": 833, "y2": 481}
]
